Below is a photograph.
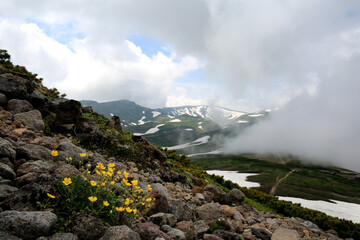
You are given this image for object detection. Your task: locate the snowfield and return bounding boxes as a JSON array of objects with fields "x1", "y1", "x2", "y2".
[
  {"x1": 206, "y1": 171, "x2": 260, "y2": 188},
  {"x1": 152, "y1": 111, "x2": 161, "y2": 118},
  {"x1": 169, "y1": 119, "x2": 181, "y2": 123},
  {"x1": 166, "y1": 135, "x2": 210, "y2": 150},
  {"x1": 133, "y1": 124, "x2": 164, "y2": 136}
]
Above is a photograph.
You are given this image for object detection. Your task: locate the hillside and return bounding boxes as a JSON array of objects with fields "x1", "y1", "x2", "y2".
[{"x1": 0, "y1": 49, "x2": 359, "y2": 239}]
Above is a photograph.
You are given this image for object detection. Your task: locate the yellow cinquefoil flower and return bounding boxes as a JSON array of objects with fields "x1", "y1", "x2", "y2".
[
  {"x1": 116, "y1": 207, "x2": 124, "y2": 212},
  {"x1": 90, "y1": 180, "x2": 97, "y2": 186},
  {"x1": 80, "y1": 153, "x2": 86, "y2": 157},
  {"x1": 108, "y1": 163, "x2": 115, "y2": 168},
  {"x1": 123, "y1": 170, "x2": 129, "y2": 179},
  {"x1": 126, "y1": 207, "x2": 132, "y2": 213},
  {"x1": 146, "y1": 198, "x2": 152, "y2": 202},
  {"x1": 125, "y1": 198, "x2": 130, "y2": 206},
  {"x1": 96, "y1": 162, "x2": 106, "y2": 170},
  {"x1": 101, "y1": 182, "x2": 106, "y2": 187},
  {"x1": 133, "y1": 209, "x2": 137, "y2": 214},
  {"x1": 88, "y1": 196, "x2": 97, "y2": 202},
  {"x1": 111, "y1": 181, "x2": 115, "y2": 186},
  {"x1": 103, "y1": 201, "x2": 109, "y2": 206},
  {"x1": 47, "y1": 193, "x2": 55, "y2": 199},
  {"x1": 108, "y1": 167, "x2": 114, "y2": 173},
  {"x1": 117, "y1": 171, "x2": 121, "y2": 175},
  {"x1": 51, "y1": 150, "x2": 58, "y2": 157},
  {"x1": 63, "y1": 178, "x2": 72, "y2": 186},
  {"x1": 131, "y1": 180, "x2": 138, "y2": 186}
]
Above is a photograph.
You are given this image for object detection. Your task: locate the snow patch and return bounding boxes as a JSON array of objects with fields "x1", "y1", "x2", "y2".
[
  {"x1": 138, "y1": 116, "x2": 149, "y2": 125},
  {"x1": 206, "y1": 171, "x2": 260, "y2": 188},
  {"x1": 152, "y1": 111, "x2": 161, "y2": 118},
  {"x1": 249, "y1": 114, "x2": 264, "y2": 117},
  {"x1": 170, "y1": 119, "x2": 181, "y2": 123},
  {"x1": 166, "y1": 136, "x2": 210, "y2": 150},
  {"x1": 133, "y1": 124, "x2": 164, "y2": 136},
  {"x1": 185, "y1": 128, "x2": 193, "y2": 131},
  {"x1": 237, "y1": 120, "x2": 248, "y2": 123},
  {"x1": 198, "y1": 125, "x2": 204, "y2": 130},
  {"x1": 265, "y1": 109, "x2": 271, "y2": 112},
  {"x1": 168, "y1": 115, "x2": 175, "y2": 119},
  {"x1": 188, "y1": 149, "x2": 224, "y2": 157},
  {"x1": 110, "y1": 113, "x2": 114, "y2": 117}
]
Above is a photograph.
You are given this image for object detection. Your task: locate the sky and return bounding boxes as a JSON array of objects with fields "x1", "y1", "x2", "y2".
[{"x1": 0, "y1": 1, "x2": 360, "y2": 170}]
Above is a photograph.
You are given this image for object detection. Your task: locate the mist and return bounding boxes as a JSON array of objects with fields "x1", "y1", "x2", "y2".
[{"x1": 224, "y1": 56, "x2": 360, "y2": 171}]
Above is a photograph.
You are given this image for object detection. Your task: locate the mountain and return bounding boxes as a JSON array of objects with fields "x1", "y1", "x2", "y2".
[{"x1": 81, "y1": 100, "x2": 269, "y2": 150}]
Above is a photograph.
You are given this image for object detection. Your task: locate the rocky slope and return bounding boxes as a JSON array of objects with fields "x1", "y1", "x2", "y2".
[{"x1": 0, "y1": 63, "x2": 352, "y2": 239}]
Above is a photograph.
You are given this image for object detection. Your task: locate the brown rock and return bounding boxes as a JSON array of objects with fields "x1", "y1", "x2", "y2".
[
  {"x1": 220, "y1": 205, "x2": 235, "y2": 217},
  {"x1": 197, "y1": 202, "x2": 228, "y2": 221},
  {"x1": 53, "y1": 162, "x2": 80, "y2": 179},
  {"x1": 12, "y1": 128, "x2": 27, "y2": 137},
  {"x1": 13, "y1": 110, "x2": 44, "y2": 131},
  {"x1": 71, "y1": 214, "x2": 110, "y2": 240},
  {"x1": 176, "y1": 221, "x2": 195, "y2": 240},
  {"x1": 132, "y1": 222, "x2": 171, "y2": 240},
  {"x1": 272, "y1": 228, "x2": 300, "y2": 240},
  {"x1": 14, "y1": 172, "x2": 38, "y2": 187},
  {"x1": 191, "y1": 186, "x2": 204, "y2": 195}
]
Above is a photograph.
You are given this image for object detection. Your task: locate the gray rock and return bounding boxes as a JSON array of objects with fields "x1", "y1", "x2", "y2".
[
  {"x1": 7, "y1": 99, "x2": 34, "y2": 113},
  {"x1": 203, "y1": 234, "x2": 223, "y2": 240},
  {"x1": 0, "y1": 93, "x2": 7, "y2": 107},
  {"x1": 166, "y1": 228, "x2": 186, "y2": 240},
  {"x1": 28, "y1": 89, "x2": 47, "y2": 109},
  {"x1": 71, "y1": 214, "x2": 110, "y2": 240},
  {"x1": 100, "y1": 225, "x2": 141, "y2": 240},
  {"x1": 132, "y1": 222, "x2": 171, "y2": 240},
  {"x1": 58, "y1": 142, "x2": 88, "y2": 167},
  {"x1": 272, "y1": 228, "x2": 300, "y2": 240},
  {"x1": 13, "y1": 110, "x2": 44, "y2": 131},
  {"x1": 0, "y1": 161, "x2": 16, "y2": 180},
  {"x1": 38, "y1": 232, "x2": 79, "y2": 240},
  {"x1": 0, "y1": 184, "x2": 19, "y2": 200},
  {"x1": 17, "y1": 160, "x2": 55, "y2": 176},
  {"x1": 233, "y1": 209, "x2": 245, "y2": 222},
  {"x1": 168, "y1": 199, "x2": 194, "y2": 221},
  {"x1": 176, "y1": 221, "x2": 195, "y2": 240},
  {"x1": 197, "y1": 202, "x2": 228, "y2": 221},
  {"x1": 82, "y1": 106, "x2": 93, "y2": 113},
  {"x1": 0, "y1": 231, "x2": 22, "y2": 240},
  {"x1": 16, "y1": 144, "x2": 51, "y2": 161},
  {"x1": 160, "y1": 225, "x2": 173, "y2": 233},
  {"x1": 213, "y1": 230, "x2": 242, "y2": 240},
  {"x1": 0, "y1": 74, "x2": 28, "y2": 99},
  {"x1": 147, "y1": 189, "x2": 170, "y2": 216},
  {"x1": 227, "y1": 188, "x2": 245, "y2": 205},
  {"x1": 251, "y1": 228, "x2": 272, "y2": 240},
  {"x1": 194, "y1": 220, "x2": 210, "y2": 239},
  {"x1": 0, "y1": 137, "x2": 16, "y2": 160},
  {"x1": 150, "y1": 213, "x2": 178, "y2": 227},
  {"x1": 0, "y1": 108, "x2": 12, "y2": 121},
  {"x1": 152, "y1": 183, "x2": 170, "y2": 198},
  {"x1": 54, "y1": 100, "x2": 82, "y2": 124},
  {"x1": 0, "y1": 210, "x2": 57, "y2": 239},
  {"x1": 203, "y1": 184, "x2": 227, "y2": 204}
]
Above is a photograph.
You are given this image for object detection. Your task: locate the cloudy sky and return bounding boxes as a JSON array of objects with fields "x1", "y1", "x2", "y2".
[{"x1": 1, "y1": 1, "x2": 359, "y2": 170}]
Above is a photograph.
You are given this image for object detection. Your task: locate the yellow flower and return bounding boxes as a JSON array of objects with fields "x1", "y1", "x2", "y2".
[
  {"x1": 51, "y1": 150, "x2": 58, "y2": 157},
  {"x1": 87, "y1": 164, "x2": 91, "y2": 168},
  {"x1": 84, "y1": 177, "x2": 88, "y2": 181},
  {"x1": 107, "y1": 172, "x2": 113, "y2": 177},
  {"x1": 96, "y1": 170, "x2": 101, "y2": 175},
  {"x1": 90, "y1": 180, "x2": 97, "y2": 187},
  {"x1": 47, "y1": 193, "x2": 55, "y2": 199},
  {"x1": 101, "y1": 171, "x2": 107, "y2": 175},
  {"x1": 103, "y1": 201, "x2": 109, "y2": 206},
  {"x1": 63, "y1": 178, "x2": 72, "y2": 186},
  {"x1": 69, "y1": 156, "x2": 72, "y2": 161},
  {"x1": 111, "y1": 181, "x2": 115, "y2": 186},
  {"x1": 123, "y1": 170, "x2": 129, "y2": 179},
  {"x1": 108, "y1": 167, "x2": 114, "y2": 172},
  {"x1": 126, "y1": 207, "x2": 132, "y2": 213},
  {"x1": 80, "y1": 153, "x2": 86, "y2": 157},
  {"x1": 116, "y1": 207, "x2": 124, "y2": 212},
  {"x1": 87, "y1": 171, "x2": 91, "y2": 174},
  {"x1": 117, "y1": 171, "x2": 121, "y2": 175},
  {"x1": 133, "y1": 209, "x2": 137, "y2": 214},
  {"x1": 146, "y1": 198, "x2": 152, "y2": 202},
  {"x1": 125, "y1": 198, "x2": 130, "y2": 206},
  {"x1": 131, "y1": 180, "x2": 138, "y2": 186},
  {"x1": 141, "y1": 203, "x2": 145, "y2": 206},
  {"x1": 88, "y1": 196, "x2": 97, "y2": 202},
  {"x1": 108, "y1": 163, "x2": 115, "y2": 168},
  {"x1": 96, "y1": 162, "x2": 106, "y2": 170}
]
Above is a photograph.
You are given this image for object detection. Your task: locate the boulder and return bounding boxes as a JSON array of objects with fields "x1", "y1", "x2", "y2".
[
  {"x1": 197, "y1": 202, "x2": 228, "y2": 221},
  {"x1": 54, "y1": 100, "x2": 82, "y2": 124},
  {"x1": 165, "y1": 228, "x2": 186, "y2": 240},
  {"x1": 0, "y1": 93, "x2": 7, "y2": 107},
  {"x1": 0, "y1": 162, "x2": 16, "y2": 180},
  {"x1": 0, "y1": 137, "x2": 16, "y2": 160},
  {"x1": 28, "y1": 89, "x2": 48, "y2": 109},
  {"x1": 82, "y1": 106, "x2": 93, "y2": 113},
  {"x1": 147, "y1": 189, "x2": 170, "y2": 216},
  {"x1": 132, "y1": 222, "x2": 171, "y2": 240},
  {"x1": 0, "y1": 231, "x2": 22, "y2": 240},
  {"x1": 203, "y1": 234, "x2": 223, "y2": 240},
  {"x1": 212, "y1": 230, "x2": 242, "y2": 240},
  {"x1": 38, "y1": 232, "x2": 78, "y2": 240},
  {"x1": 109, "y1": 115, "x2": 122, "y2": 132},
  {"x1": 0, "y1": 210, "x2": 57, "y2": 239},
  {"x1": 58, "y1": 142, "x2": 88, "y2": 167},
  {"x1": 272, "y1": 228, "x2": 300, "y2": 240},
  {"x1": 100, "y1": 225, "x2": 141, "y2": 240},
  {"x1": 0, "y1": 108, "x2": 12, "y2": 121},
  {"x1": 150, "y1": 213, "x2": 177, "y2": 227},
  {"x1": 194, "y1": 220, "x2": 210, "y2": 239},
  {"x1": 16, "y1": 144, "x2": 51, "y2": 161},
  {"x1": 7, "y1": 99, "x2": 34, "y2": 114},
  {"x1": 17, "y1": 160, "x2": 56, "y2": 176},
  {"x1": 176, "y1": 221, "x2": 195, "y2": 240},
  {"x1": 227, "y1": 188, "x2": 245, "y2": 205},
  {"x1": 251, "y1": 228, "x2": 272, "y2": 240},
  {"x1": 71, "y1": 214, "x2": 110, "y2": 240},
  {"x1": 168, "y1": 199, "x2": 194, "y2": 221},
  {"x1": 13, "y1": 110, "x2": 44, "y2": 131},
  {"x1": 203, "y1": 184, "x2": 228, "y2": 204},
  {"x1": 0, "y1": 74, "x2": 28, "y2": 99},
  {"x1": 0, "y1": 184, "x2": 19, "y2": 200},
  {"x1": 53, "y1": 162, "x2": 80, "y2": 179}
]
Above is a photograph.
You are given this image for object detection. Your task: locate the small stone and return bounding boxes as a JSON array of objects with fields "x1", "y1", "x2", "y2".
[
  {"x1": 227, "y1": 188, "x2": 245, "y2": 205},
  {"x1": 0, "y1": 137, "x2": 16, "y2": 160},
  {"x1": 166, "y1": 228, "x2": 186, "y2": 240},
  {"x1": 251, "y1": 228, "x2": 272, "y2": 240},
  {"x1": 203, "y1": 234, "x2": 223, "y2": 240},
  {"x1": 100, "y1": 225, "x2": 141, "y2": 240},
  {"x1": 71, "y1": 214, "x2": 110, "y2": 240},
  {"x1": 176, "y1": 221, "x2": 194, "y2": 240},
  {"x1": 0, "y1": 162, "x2": 16, "y2": 180},
  {"x1": 0, "y1": 93, "x2": 7, "y2": 107},
  {"x1": 220, "y1": 205, "x2": 235, "y2": 217},
  {"x1": 272, "y1": 228, "x2": 300, "y2": 240}
]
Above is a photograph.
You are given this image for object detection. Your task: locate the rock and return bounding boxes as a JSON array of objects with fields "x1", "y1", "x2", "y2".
[
  {"x1": 150, "y1": 213, "x2": 177, "y2": 227},
  {"x1": 12, "y1": 128, "x2": 27, "y2": 137},
  {"x1": 58, "y1": 142, "x2": 88, "y2": 167},
  {"x1": 30, "y1": 136, "x2": 59, "y2": 150},
  {"x1": 54, "y1": 100, "x2": 82, "y2": 124},
  {"x1": 197, "y1": 202, "x2": 228, "y2": 221},
  {"x1": 203, "y1": 190, "x2": 214, "y2": 203},
  {"x1": 17, "y1": 160, "x2": 55, "y2": 176},
  {"x1": 160, "y1": 225, "x2": 173, "y2": 233},
  {"x1": 82, "y1": 106, "x2": 93, "y2": 113},
  {"x1": 233, "y1": 209, "x2": 245, "y2": 222},
  {"x1": 71, "y1": 214, "x2": 110, "y2": 240},
  {"x1": 14, "y1": 172, "x2": 38, "y2": 187},
  {"x1": 0, "y1": 74, "x2": 28, "y2": 99},
  {"x1": 0, "y1": 162, "x2": 16, "y2": 180},
  {"x1": 151, "y1": 183, "x2": 170, "y2": 198},
  {"x1": 191, "y1": 186, "x2": 203, "y2": 195},
  {"x1": 272, "y1": 228, "x2": 300, "y2": 240},
  {"x1": 0, "y1": 137, "x2": 16, "y2": 160},
  {"x1": 0, "y1": 93, "x2": 7, "y2": 107},
  {"x1": 13, "y1": 110, "x2": 44, "y2": 131},
  {"x1": 0, "y1": 231, "x2": 22, "y2": 240},
  {"x1": 194, "y1": 220, "x2": 210, "y2": 239},
  {"x1": 109, "y1": 115, "x2": 122, "y2": 132},
  {"x1": 0, "y1": 108, "x2": 12, "y2": 121},
  {"x1": 203, "y1": 184, "x2": 227, "y2": 204},
  {"x1": 132, "y1": 222, "x2": 171, "y2": 240},
  {"x1": 39, "y1": 232, "x2": 79, "y2": 240},
  {"x1": 0, "y1": 184, "x2": 19, "y2": 200},
  {"x1": 176, "y1": 221, "x2": 195, "y2": 240},
  {"x1": 166, "y1": 228, "x2": 186, "y2": 240},
  {"x1": 212, "y1": 230, "x2": 241, "y2": 240},
  {"x1": 203, "y1": 234, "x2": 223, "y2": 240},
  {"x1": 251, "y1": 228, "x2": 272, "y2": 240},
  {"x1": 227, "y1": 188, "x2": 245, "y2": 205},
  {"x1": 168, "y1": 199, "x2": 194, "y2": 221},
  {"x1": 100, "y1": 225, "x2": 141, "y2": 240},
  {"x1": 16, "y1": 144, "x2": 52, "y2": 161},
  {"x1": 53, "y1": 162, "x2": 80, "y2": 179},
  {"x1": 220, "y1": 205, "x2": 235, "y2": 217},
  {"x1": 7, "y1": 99, "x2": 34, "y2": 113},
  {"x1": 0, "y1": 210, "x2": 57, "y2": 239},
  {"x1": 28, "y1": 89, "x2": 47, "y2": 109},
  {"x1": 148, "y1": 190, "x2": 170, "y2": 216}
]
